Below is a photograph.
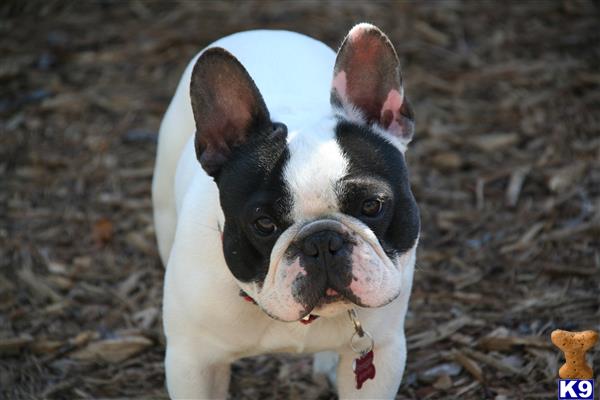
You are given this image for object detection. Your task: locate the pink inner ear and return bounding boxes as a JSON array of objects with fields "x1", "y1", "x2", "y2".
[
  {"x1": 381, "y1": 89, "x2": 403, "y2": 116},
  {"x1": 332, "y1": 71, "x2": 348, "y2": 99},
  {"x1": 380, "y1": 89, "x2": 404, "y2": 134}
]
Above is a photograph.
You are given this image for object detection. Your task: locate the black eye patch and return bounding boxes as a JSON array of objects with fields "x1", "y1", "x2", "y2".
[
  {"x1": 335, "y1": 120, "x2": 420, "y2": 254},
  {"x1": 217, "y1": 129, "x2": 292, "y2": 283},
  {"x1": 338, "y1": 177, "x2": 393, "y2": 211}
]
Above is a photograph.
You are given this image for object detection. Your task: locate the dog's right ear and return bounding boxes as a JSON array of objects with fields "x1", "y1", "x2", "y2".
[{"x1": 190, "y1": 48, "x2": 272, "y2": 177}]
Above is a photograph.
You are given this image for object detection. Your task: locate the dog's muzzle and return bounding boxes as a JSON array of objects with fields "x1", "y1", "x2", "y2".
[{"x1": 240, "y1": 216, "x2": 407, "y2": 322}]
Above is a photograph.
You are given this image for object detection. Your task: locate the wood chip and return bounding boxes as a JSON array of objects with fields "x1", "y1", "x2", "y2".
[
  {"x1": 17, "y1": 264, "x2": 61, "y2": 303},
  {"x1": 31, "y1": 339, "x2": 64, "y2": 354},
  {"x1": 125, "y1": 232, "x2": 157, "y2": 256},
  {"x1": 452, "y1": 350, "x2": 484, "y2": 382},
  {"x1": 500, "y1": 221, "x2": 546, "y2": 253},
  {"x1": 0, "y1": 335, "x2": 33, "y2": 355},
  {"x1": 478, "y1": 335, "x2": 553, "y2": 351},
  {"x1": 454, "y1": 380, "x2": 481, "y2": 397},
  {"x1": 461, "y1": 348, "x2": 524, "y2": 376},
  {"x1": 547, "y1": 162, "x2": 587, "y2": 192},
  {"x1": 70, "y1": 335, "x2": 152, "y2": 363},
  {"x1": 431, "y1": 152, "x2": 463, "y2": 169},
  {"x1": 505, "y1": 166, "x2": 530, "y2": 207},
  {"x1": 472, "y1": 133, "x2": 519, "y2": 152},
  {"x1": 541, "y1": 263, "x2": 598, "y2": 276},
  {"x1": 2, "y1": 2, "x2": 599, "y2": 398},
  {"x1": 415, "y1": 21, "x2": 451, "y2": 46},
  {"x1": 408, "y1": 316, "x2": 474, "y2": 349},
  {"x1": 432, "y1": 374, "x2": 453, "y2": 390}
]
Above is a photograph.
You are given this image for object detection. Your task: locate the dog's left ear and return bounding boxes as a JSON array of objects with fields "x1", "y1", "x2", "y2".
[{"x1": 331, "y1": 23, "x2": 414, "y2": 144}]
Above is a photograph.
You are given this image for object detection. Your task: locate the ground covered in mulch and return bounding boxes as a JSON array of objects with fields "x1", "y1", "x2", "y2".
[{"x1": 1, "y1": 1, "x2": 599, "y2": 399}]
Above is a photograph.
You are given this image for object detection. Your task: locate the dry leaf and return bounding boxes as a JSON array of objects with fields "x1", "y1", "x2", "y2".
[{"x1": 93, "y1": 217, "x2": 114, "y2": 245}]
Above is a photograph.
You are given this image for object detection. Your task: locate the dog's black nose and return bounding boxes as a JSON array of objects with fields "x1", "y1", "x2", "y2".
[{"x1": 301, "y1": 230, "x2": 345, "y2": 259}]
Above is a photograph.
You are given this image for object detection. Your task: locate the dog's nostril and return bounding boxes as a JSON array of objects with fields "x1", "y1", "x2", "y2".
[
  {"x1": 329, "y1": 234, "x2": 343, "y2": 253},
  {"x1": 301, "y1": 231, "x2": 345, "y2": 258},
  {"x1": 302, "y1": 240, "x2": 319, "y2": 257}
]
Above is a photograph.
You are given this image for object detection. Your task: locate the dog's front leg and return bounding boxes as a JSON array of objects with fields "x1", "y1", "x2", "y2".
[
  {"x1": 165, "y1": 335, "x2": 231, "y2": 399},
  {"x1": 335, "y1": 335, "x2": 407, "y2": 400}
]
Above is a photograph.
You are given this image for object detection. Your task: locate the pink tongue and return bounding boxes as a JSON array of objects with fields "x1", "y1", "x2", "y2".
[{"x1": 326, "y1": 288, "x2": 339, "y2": 296}]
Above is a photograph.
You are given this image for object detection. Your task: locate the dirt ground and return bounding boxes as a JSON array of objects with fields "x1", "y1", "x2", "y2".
[{"x1": 1, "y1": 1, "x2": 599, "y2": 399}]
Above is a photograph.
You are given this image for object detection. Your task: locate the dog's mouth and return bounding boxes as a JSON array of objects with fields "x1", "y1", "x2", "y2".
[
  {"x1": 299, "y1": 288, "x2": 351, "y2": 324},
  {"x1": 299, "y1": 314, "x2": 319, "y2": 325},
  {"x1": 321, "y1": 287, "x2": 344, "y2": 304}
]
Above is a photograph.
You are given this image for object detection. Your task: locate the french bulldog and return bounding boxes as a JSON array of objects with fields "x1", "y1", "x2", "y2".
[{"x1": 153, "y1": 23, "x2": 419, "y2": 399}]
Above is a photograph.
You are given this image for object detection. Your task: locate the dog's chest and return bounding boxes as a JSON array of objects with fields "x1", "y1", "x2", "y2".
[{"x1": 237, "y1": 317, "x2": 353, "y2": 355}]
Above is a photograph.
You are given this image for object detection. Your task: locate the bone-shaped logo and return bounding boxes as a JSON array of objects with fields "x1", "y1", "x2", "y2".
[{"x1": 551, "y1": 329, "x2": 598, "y2": 379}]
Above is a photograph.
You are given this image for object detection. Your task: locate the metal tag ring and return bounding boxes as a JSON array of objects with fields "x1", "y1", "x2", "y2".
[
  {"x1": 350, "y1": 329, "x2": 374, "y2": 354},
  {"x1": 347, "y1": 309, "x2": 365, "y2": 337}
]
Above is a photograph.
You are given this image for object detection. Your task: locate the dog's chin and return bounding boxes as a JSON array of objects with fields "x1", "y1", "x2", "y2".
[
  {"x1": 310, "y1": 297, "x2": 353, "y2": 318},
  {"x1": 260, "y1": 293, "x2": 352, "y2": 323},
  {"x1": 301, "y1": 287, "x2": 401, "y2": 320},
  {"x1": 298, "y1": 292, "x2": 354, "y2": 320}
]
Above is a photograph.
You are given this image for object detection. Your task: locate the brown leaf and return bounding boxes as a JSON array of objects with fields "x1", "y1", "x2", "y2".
[{"x1": 93, "y1": 217, "x2": 114, "y2": 245}]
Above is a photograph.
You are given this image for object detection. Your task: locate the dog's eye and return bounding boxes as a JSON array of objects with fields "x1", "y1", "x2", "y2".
[
  {"x1": 253, "y1": 217, "x2": 277, "y2": 236},
  {"x1": 361, "y1": 199, "x2": 383, "y2": 217}
]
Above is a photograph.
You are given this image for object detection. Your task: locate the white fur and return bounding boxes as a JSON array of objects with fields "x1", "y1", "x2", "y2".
[
  {"x1": 284, "y1": 118, "x2": 349, "y2": 222},
  {"x1": 331, "y1": 106, "x2": 409, "y2": 154},
  {"x1": 153, "y1": 30, "x2": 416, "y2": 399}
]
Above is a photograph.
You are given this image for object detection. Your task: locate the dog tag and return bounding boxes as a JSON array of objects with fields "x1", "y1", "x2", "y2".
[
  {"x1": 348, "y1": 309, "x2": 376, "y2": 389},
  {"x1": 353, "y1": 350, "x2": 376, "y2": 389}
]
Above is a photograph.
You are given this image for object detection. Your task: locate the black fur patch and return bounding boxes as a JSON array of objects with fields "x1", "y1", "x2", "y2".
[
  {"x1": 335, "y1": 120, "x2": 420, "y2": 255},
  {"x1": 218, "y1": 123, "x2": 292, "y2": 283}
]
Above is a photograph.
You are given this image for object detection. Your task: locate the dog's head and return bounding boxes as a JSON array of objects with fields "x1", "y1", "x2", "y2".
[{"x1": 190, "y1": 24, "x2": 419, "y2": 322}]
